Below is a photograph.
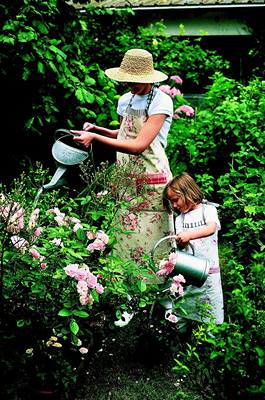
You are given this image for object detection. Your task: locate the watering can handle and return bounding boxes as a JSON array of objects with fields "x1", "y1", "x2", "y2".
[
  {"x1": 151, "y1": 235, "x2": 195, "y2": 258},
  {"x1": 54, "y1": 128, "x2": 78, "y2": 140}
]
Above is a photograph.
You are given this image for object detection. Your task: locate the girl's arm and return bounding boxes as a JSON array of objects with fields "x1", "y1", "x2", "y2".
[
  {"x1": 71, "y1": 114, "x2": 166, "y2": 155},
  {"x1": 176, "y1": 222, "x2": 217, "y2": 246}
]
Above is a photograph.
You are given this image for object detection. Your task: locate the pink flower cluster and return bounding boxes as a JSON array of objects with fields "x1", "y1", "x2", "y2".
[
  {"x1": 11, "y1": 235, "x2": 29, "y2": 254},
  {"x1": 64, "y1": 263, "x2": 104, "y2": 305},
  {"x1": 86, "y1": 230, "x2": 109, "y2": 252},
  {"x1": 0, "y1": 201, "x2": 42, "y2": 236},
  {"x1": 48, "y1": 207, "x2": 83, "y2": 232},
  {"x1": 28, "y1": 208, "x2": 40, "y2": 229},
  {"x1": 10, "y1": 236, "x2": 46, "y2": 269},
  {"x1": 50, "y1": 237, "x2": 64, "y2": 247},
  {"x1": 169, "y1": 274, "x2": 186, "y2": 297},
  {"x1": 156, "y1": 252, "x2": 178, "y2": 277},
  {"x1": 164, "y1": 275, "x2": 185, "y2": 323},
  {"x1": 165, "y1": 312, "x2": 179, "y2": 324},
  {"x1": 0, "y1": 202, "x2": 25, "y2": 234},
  {"x1": 170, "y1": 75, "x2": 183, "y2": 85},
  {"x1": 158, "y1": 75, "x2": 183, "y2": 98},
  {"x1": 96, "y1": 190, "x2": 108, "y2": 199},
  {"x1": 0, "y1": 201, "x2": 47, "y2": 268},
  {"x1": 173, "y1": 105, "x2": 195, "y2": 119},
  {"x1": 158, "y1": 85, "x2": 182, "y2": 98}
]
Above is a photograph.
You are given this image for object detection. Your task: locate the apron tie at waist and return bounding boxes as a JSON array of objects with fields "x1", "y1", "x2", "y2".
[{"x1": 135, "y1": 172, "x2": 168, "y2": 186}]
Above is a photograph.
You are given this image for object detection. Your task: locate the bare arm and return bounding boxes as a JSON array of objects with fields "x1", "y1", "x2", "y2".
[
  {"x1": 71, "y1": 114, "x2": 166, "y2": 155},
  {"x1": 176, "y1": 222, "x2": 217, "y2": 246},
  {"x1": 82, "y1": 122, "x2": 119, "y2": 139}
]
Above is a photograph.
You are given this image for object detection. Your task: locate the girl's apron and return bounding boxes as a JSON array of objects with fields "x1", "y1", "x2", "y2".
[
  {"x1": 174, "y1": 206, "x2": 224, "y2": 327},
  {"x1": 113, "y1": 93, "x2": 174, "y2": 262}
]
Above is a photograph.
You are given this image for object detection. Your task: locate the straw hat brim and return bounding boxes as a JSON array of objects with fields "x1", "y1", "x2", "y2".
[{"x1": 105, "y1": 67, "x2": 168, "y2": 83}]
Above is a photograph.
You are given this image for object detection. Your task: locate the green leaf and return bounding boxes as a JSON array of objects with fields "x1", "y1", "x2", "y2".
[
  {"x1": 79, "y1": 20, "x2": 88, "y2": 31},
  {"x1": 76, "y1": 229, "x2": 86, "y2": 241},
  {"x1": 66, "y1": 248, "x2": 84, "y2": 259},
  {"x1": 75, "y1": 88, "x2": 86, "y2": 103},
  {"x1": 109, "y1": 120, "x2": 120, "y2": 126},
  {"x1": 18, "y1": 31, "x2": 37, "y2": 42},
  {"x1": 255, "y1": 347, "x2": 264, "y2": 366},
  {"x1": 139, "y1": 299, "x2": 146, "y2": 308},
  {"x1": 85, "y1": 90, "x2": 95, "y2": 104},
  {"x1": 79, "y1": 196, "x2": 91, "y2": 205},
  {"x1": 37, "y1": 62, "x2": 45, "y2": 74},
  {"x1": 32, "y1": 20, "x2": 49, "y2": 34},
  {"x1": 137, "y1": 280, "x2": 147, "y2": 292},
  {"x1": 58, "y1": 309, "x2": 73, "y2": 317},
  {"x1": 70, "y1": 319, "x2": 79, "y2": 335},
  {"x1": 25, "y1": 117, "x2": 35, "y2": 129},
  {"x1": 0, "y1": 35, "x2": 15, "y2": 45},
  {"x1": 73, "y1": 310, "x2": 89, "y2": 318},
  {"x1": 49, "y1": 45, "x2": 67, "y2": 60},
  {"x1": 244, "y1": 205, "x2": 257, "y2": 215},
  {"x1": 48, "y1": 61, "x2": 58, "y2": 73},
  {"x1": 17, "y1": 319, "x2": 25, "y2": 327}
]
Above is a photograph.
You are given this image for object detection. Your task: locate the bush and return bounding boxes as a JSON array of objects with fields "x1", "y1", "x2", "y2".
[{"x1": 167, "y1": 75, "x2": 265, "y2": 398}]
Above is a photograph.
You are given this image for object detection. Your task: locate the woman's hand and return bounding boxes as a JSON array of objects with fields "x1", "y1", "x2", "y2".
[
  {"x1": 83, "y1": 122, "x2": 96, "y2": 131},
  {"x1": 71, "y1": 130, "x2": 95, "y2": 148}
]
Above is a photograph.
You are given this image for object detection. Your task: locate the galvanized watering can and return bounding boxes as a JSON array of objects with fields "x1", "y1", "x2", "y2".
[
  {"x1": 42, "y1": 128, "x2": 91, "y2": 190},
  {"x1": 151, "y1": 235, "x2": 209, "y2": 287}
]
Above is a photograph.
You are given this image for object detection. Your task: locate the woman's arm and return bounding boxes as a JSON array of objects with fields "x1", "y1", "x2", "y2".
[
  {"x1": 82, "y1": 122, "x2": 119, "y2": 139},
  {"x1": 71, "y1": 114, "x2": 166, "y2": 155},
  {"x1": 176, "y1": 222, "x2": 217, "y2": 246}
]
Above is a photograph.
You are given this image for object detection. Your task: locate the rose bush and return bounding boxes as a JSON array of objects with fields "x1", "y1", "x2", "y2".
[{"x1": 0, "y1": 161, "x2": 179, "y2": 397}]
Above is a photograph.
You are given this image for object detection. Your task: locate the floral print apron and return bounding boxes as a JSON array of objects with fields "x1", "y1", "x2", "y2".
[{"x1": 114, "y1": 95, "x2": 174, "y2": 262}]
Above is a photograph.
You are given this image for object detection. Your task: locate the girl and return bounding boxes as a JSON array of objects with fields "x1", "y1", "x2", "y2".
[{"x1": 163, "y1": 172, "x2": 224, "y2": 330}]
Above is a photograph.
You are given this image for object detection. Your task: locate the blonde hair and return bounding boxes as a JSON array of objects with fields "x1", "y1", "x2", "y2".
[{"x1": 163, "y1": 172, "x2": 204, "y2": 213}]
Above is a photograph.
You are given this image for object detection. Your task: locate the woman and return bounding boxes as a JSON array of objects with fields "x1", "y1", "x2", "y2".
[{"x1": 71, "y1": 48, "x2": 174, "y2": 261}]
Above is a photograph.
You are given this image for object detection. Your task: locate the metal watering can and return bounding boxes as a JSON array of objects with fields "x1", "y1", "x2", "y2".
[
  {"x1": 151, "y1": 235, "x2": 209, "y2": 287},
  {"x1": 42, "y1": 128, "x2": 91, "y2": 190}
]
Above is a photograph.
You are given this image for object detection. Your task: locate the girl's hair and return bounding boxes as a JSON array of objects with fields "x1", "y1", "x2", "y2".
[{"x1": 163, "y1": 172, "x2": 204, "y2": 213}]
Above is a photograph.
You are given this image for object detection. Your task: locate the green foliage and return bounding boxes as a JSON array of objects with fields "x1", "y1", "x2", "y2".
[
  {"x1": 167, "y1": 74, "x2": 265, "y2": 398},
  {"x1": 116, "y1": 22, "x2": 230, "y2": 91},
  {"x1": 0, "y1": 161, "x2": 163, "y2": 395},
  {"x1": 1, "y1": 0, "x2": 231, "y2": 182}
]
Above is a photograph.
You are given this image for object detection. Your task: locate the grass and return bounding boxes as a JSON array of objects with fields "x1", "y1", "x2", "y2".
[{"x1": 74, "y1": 322, "x2": 205, "y2": 400}]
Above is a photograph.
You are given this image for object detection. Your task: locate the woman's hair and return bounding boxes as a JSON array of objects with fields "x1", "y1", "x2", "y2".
[{"x1": 163, "y1": 172, "x2": 204, "y2": 213}]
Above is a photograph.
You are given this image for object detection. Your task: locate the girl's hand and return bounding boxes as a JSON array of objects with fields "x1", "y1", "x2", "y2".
[
  {"x1": 176, "y1": 232, "x2": 191, "y2": 246},
  {"x1": 83, "y1": 122, "x2": 95, "y2": 131},
  {"x1": 71, "y1": 130, "x2": 94, "y2": 148}
]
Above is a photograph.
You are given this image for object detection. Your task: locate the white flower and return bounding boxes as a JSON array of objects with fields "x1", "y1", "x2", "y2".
[
  {"x1": 79, "y1": 347, "x2": 89, "y2": 354},
  {"x1": 114, "y1": 311, "x2": 134, "y2": 328}
]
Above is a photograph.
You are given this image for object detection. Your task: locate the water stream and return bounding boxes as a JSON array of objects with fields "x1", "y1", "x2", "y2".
[{"x1": 33, "y1": 187, "x2": 44, "y2": 205}]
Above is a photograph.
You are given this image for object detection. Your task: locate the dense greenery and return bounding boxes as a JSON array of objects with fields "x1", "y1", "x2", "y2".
[
  {"x1": 167, "y1": 76, "x2": 265, "y2": 399},
  {"x1": 1, "y1": 0, "x2": 229, "y2": 181},
  {"x1": 1, "y1": 1, "x2": 265, "y2": 399}
]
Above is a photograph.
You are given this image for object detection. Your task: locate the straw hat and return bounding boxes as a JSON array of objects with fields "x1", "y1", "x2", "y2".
[{"x1": 105, "y1": 49, "x2": 168, "y2": 83}]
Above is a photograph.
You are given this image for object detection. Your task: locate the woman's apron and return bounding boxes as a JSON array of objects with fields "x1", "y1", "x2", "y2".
[{"x1": 113, "y1": 98, "x2": 174, "y2": 263}]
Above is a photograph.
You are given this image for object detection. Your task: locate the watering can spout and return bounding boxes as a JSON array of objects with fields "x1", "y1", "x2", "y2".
[
  {"x1": 42, "y1": 165, "x2": 68, "y2": 190},
  {"x1": 34, "y1": 129, "x2": 92, "y2": 204}
]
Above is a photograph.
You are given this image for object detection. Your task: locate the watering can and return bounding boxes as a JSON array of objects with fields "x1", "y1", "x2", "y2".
[
  {"x1": 42, "y1": 128, "x2": 91, "y2": 190},
  {"x1": 151, "y1": 235, "x2": 209, "y2": 287}
]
